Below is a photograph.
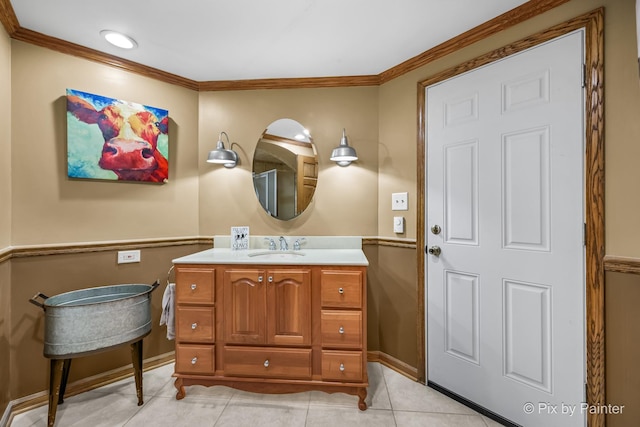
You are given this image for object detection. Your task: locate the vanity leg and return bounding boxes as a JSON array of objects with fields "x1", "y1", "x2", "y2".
[
  {"x1": 174, "y1": 377, "x2": 186, "y2": 400},
  {"x1": 58, "y1": 359, "x2": 72, "y2": 404},
  {"x1": 357, "y1": 388, "x2": 368, "y2": 411},
  {"x1": 48, "y1": 359, "x2": 65, "y2": 427},
  {"x1": 130, "y1": 340, "x2": 144, "y2": 406}
]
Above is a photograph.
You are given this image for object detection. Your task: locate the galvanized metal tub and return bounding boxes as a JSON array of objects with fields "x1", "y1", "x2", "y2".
[{"x1": 30, "y1": 282, "x2": 159, "y2": 358}]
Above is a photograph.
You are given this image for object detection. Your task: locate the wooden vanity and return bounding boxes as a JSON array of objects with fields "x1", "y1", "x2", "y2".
[{"x1": 172, "y1": 241, "x2": 369, "y2": 409}]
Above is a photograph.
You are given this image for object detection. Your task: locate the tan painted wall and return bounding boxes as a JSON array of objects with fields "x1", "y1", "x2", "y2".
[
  {"x1": 0, "y1": 25, "x2": 11, "y2": 417},
  {"x1": 10, "y1": 41, "x2": 200, "y2": 246},
  {"x1": 0, "y1": 23, "x2": 10, "y2": 251},
  {"x1": 0, "y1": 261, "x2": 10, "y2": 416},
  {"x1": 606, "y1": 272, "x2": 640, "y2": 427},
  {"x1": 197, "y1": 88, "x2": 379, "y2": 238}
]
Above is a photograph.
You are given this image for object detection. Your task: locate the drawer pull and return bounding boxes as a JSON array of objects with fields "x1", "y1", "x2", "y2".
[
  {"x1": 339, "y1": 363, "x2": 345, "y2": 372},
  {"x1": 339, "y1": 326, "x2": 345, "y2": 334},
  {"x1": 190, "y1": 283, "x2": 197, "y2": 291},
  {"x1": 268, "y1": 276, "x2": 273, "y2": 283},
  {"x1": 258, "y1": 276, "x2": 263, "y2": 282},
  {"x1": 191, "y1": 323, "x2": 197, "y2": 330},
  {"x1": 191, "y1": 357, "x2": 198, "y2": 365},
  {"x1": 264, "y1": 359, "x2": 270, "y2": 368},
  {"x1": 338, "y1": 287, "x2": 344, "y2": 294}
]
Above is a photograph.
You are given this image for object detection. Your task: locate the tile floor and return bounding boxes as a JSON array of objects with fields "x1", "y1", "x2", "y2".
[{"x1": 10, "y1": 362, "x2": 502, "y2": 427}]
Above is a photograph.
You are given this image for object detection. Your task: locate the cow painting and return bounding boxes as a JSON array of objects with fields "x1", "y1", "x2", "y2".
[{"x1": 66, "y1": 89, "x2": 169, "y2": 183}]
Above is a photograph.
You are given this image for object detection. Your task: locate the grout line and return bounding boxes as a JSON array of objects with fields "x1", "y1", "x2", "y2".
[{"x1": 379, "y1": 365, "x2": 399, "y2": 426}]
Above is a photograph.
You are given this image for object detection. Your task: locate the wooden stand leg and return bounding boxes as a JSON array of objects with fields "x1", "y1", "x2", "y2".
[
  {"x1": 174, "y1": 377, "x2": 185, "y2": 400},
  {"x1": 48, "y1": 359, "x2": 65, "y2": 427},
  {"x1": 130, "y1": 340, "x2": 144, "y2": 406},
  {"x1": 58, "y1": 359, "x2": 72, "y2": 404},
  {"x1": 357, "y1": 387, "x2": 368, "y2": 411}
]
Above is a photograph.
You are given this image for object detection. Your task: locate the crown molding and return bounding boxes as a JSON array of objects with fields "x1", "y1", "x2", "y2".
[{"x1": 0, "y1": 0, "x2": 570, "y2": 91}]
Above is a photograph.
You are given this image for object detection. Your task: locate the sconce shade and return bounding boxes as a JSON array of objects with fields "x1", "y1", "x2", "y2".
[
  {"x1": 330, "y1": 128, "x2": 358, "y2": 166},
  {"x1": 207, "y1": 131, "x2": 238, "y2": 168}
]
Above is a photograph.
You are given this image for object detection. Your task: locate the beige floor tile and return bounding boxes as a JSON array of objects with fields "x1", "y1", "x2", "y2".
[
  {"x1": 124, "y1": 395, "x2": 225, "y2": 427},
  {"x1": 213, "y1": 401, "x2": 308, "y2": 427},
  {"x1": 394, "y1": 411, "x2": 489, "y2": 427},
  {"x1": 306, "y1": 406, "x2": 396, "y2": 427}
]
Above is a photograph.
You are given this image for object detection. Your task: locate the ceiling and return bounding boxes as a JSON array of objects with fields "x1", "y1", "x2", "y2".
[{"x1": 9, "y1": 0, "x2": 529, "y2": 82}]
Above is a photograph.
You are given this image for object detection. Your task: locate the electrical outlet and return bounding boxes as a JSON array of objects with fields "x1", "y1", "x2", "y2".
[
  {"x1": 117, "y1": 250, "x2": 141, "y2": 264},
  {"x1": 392, "y1": 192, "x2": 408, "y2": 211}
]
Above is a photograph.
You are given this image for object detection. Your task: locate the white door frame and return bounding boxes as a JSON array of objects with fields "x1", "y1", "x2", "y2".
[{"x1": 416, "y1": 9, "x2": 604, "y2": 427}]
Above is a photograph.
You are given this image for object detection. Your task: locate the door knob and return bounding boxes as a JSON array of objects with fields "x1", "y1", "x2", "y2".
[
  {"x1": 431, "y1": 224, "x2": 441, "y2": 235},
  {"x1": 428, "y1": 246, "x2": 441, "y2": 256}
]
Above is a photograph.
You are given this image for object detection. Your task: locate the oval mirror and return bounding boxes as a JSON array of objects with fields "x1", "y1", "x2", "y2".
[{"x1": 252, "y1": 119, "x2": 319, "y2": 220}]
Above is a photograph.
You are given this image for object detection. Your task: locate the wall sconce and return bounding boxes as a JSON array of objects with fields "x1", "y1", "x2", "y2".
[
  {"x1": 330, "y1": 128, "x2": 358, "y2": 167},
  {"x1": 207, "y1": 131, "x2": 239, "y2": 168}
]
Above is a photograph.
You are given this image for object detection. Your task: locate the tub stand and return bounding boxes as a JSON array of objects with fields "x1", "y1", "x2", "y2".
[{"x1": 47, "y1": 339, "x2": 145, "y2": 427}]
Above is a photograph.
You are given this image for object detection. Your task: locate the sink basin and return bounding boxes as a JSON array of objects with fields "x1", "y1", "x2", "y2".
[{"x1": 247, "y1": 251, "x2": 305, "y2": 259}]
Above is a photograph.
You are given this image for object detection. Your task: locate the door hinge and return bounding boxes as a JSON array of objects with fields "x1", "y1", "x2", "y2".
[
  {"x1": 584, "y1": 223, "x2": 587, "y2": 246},
  {"x1": 582, "y1": 63, "x2": 586, "y2": 88}
]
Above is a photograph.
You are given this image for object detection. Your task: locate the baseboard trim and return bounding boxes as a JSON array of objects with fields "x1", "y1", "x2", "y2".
[
  {"x1": 4, "y1": 351, "x2": 175, "y2": 424},
  {"x1": 367, "y1": 350, "x2": 419, "y2": 382}
]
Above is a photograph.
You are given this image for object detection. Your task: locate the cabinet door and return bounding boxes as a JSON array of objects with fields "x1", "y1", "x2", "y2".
[
  {"x1": 266, "y1": 269, "x2": 311, "y2": 346},
  {"x1": 224, "y1": 269, "x2": 266, "y2": 344}
]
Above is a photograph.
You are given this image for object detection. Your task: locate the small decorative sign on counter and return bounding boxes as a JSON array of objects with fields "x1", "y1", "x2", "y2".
[{"x1": 231, "y1": 226, "x2": 250, "y2": 250}]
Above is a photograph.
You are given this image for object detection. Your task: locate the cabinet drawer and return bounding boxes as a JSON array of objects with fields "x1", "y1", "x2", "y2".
[
  {"x1": 223, "y1": 346, "x2": 312, "y2": 380},
  {"x1": 176, "y1": 307, "x2": 215, "y2": 343},
  {"x1": 175, "y1": 344, "x2": 215, "y2": 374},
  {"x1": 176, "y1": 268, "x2": 215, "y2": 304},
  {"x1": 320, "y1": 270, "x2": 362, "y2": 309},
  {"x1": 322, "y1": 350, "x2": 364, "y2": 382},
  {"x1": 321, "y1": 310, "x2": 362, "y2": 348}
]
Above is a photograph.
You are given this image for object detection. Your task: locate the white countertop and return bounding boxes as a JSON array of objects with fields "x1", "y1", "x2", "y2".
[
  {"x1": 172, "y1": 248, "x2": 369, "y2": 266},
  {"x1": 173, "y1": 236, "x2": 369, "y2": 266}
]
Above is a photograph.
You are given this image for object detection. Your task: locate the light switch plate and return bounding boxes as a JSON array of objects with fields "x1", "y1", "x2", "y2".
[{"x1": 392, "y1": 192, "x2": 408, "y2": 211}]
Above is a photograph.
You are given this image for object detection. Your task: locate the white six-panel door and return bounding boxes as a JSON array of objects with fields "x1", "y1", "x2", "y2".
[{"x1": 426, "y1": 31, "x2": 585, "y2": 427}]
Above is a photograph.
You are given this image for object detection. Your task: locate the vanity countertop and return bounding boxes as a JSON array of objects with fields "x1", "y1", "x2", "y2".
[
  {"x1": 172, "y1": 236, "x2": 369, "y2": 266},
  {"x1": 172, "y1": 247, "x2": 369, "y2": 266}
]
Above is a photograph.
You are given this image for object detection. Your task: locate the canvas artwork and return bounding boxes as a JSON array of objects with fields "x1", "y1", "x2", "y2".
[{"x1": 66, "y1": 89, "x2": 169, "y2": 183}]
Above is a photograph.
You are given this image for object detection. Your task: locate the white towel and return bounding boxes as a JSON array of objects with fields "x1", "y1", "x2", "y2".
[{"x1": 159, "y1": 283, "x2": 175, "y2": 340}]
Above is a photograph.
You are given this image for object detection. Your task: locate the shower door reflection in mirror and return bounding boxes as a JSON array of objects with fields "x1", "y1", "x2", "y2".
[{"x1": 252, "y1": 119, "x2": 318, "y2": 220}]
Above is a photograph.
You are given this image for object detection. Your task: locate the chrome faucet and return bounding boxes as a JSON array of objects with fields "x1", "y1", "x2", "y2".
[
  {"x1": 279, "y1": 236, "x2": 289, "y2": 251},
  {"x1": 264, "y1": 237, "x2": 277, "y2": 251},
  {"x1": 293, "y1": 238, "x2": 307, "y2": 251}
]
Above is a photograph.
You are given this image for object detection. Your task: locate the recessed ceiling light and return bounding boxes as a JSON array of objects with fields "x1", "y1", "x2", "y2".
[{"x1": 100, "y1": 30, "x2": 137, "y2": 49}]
